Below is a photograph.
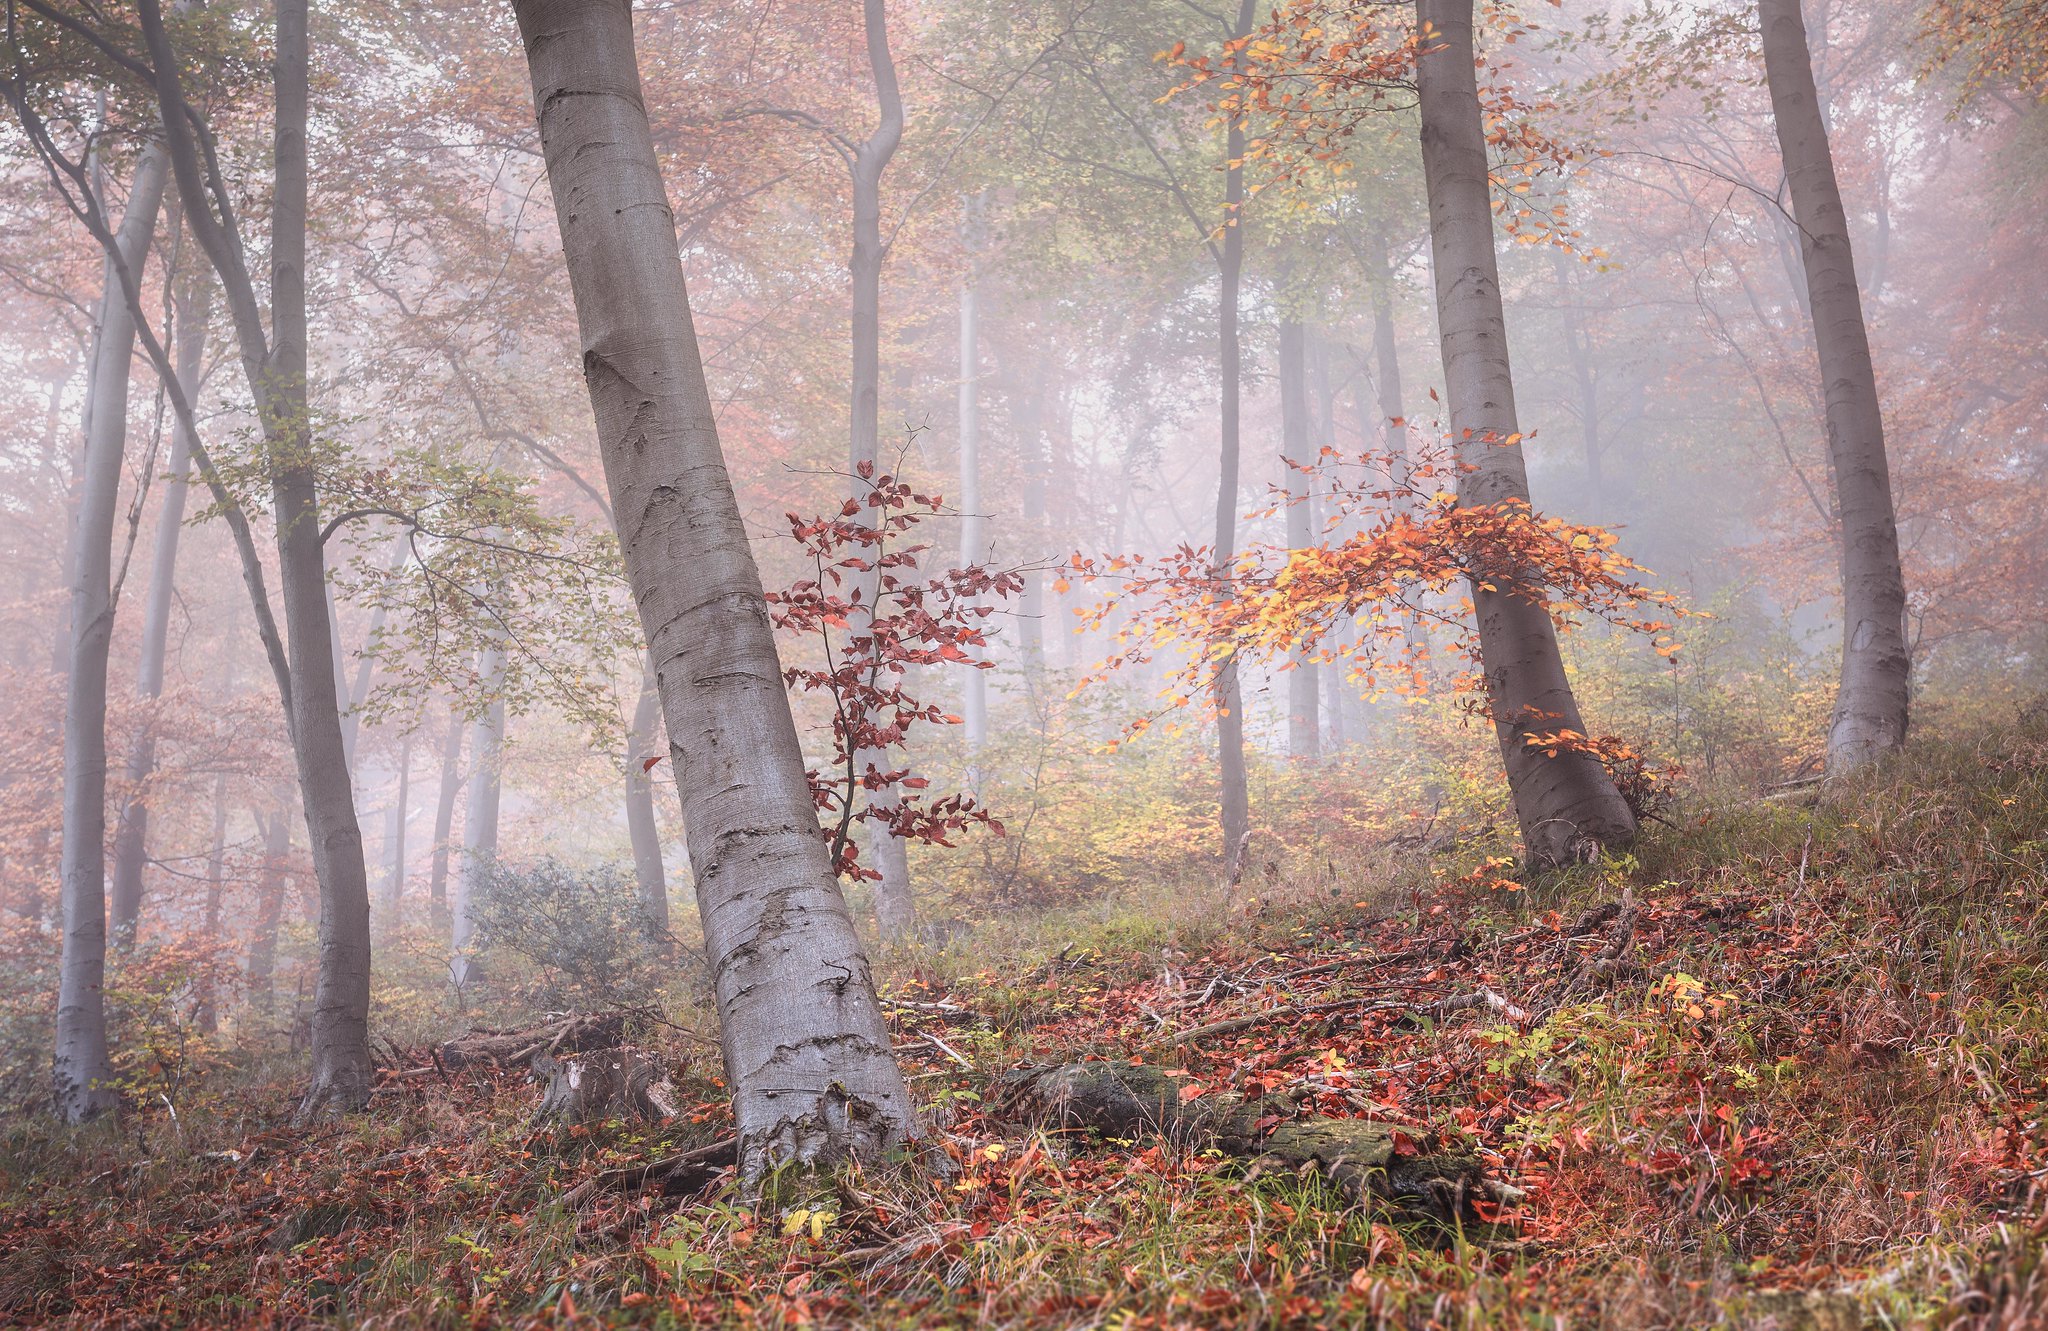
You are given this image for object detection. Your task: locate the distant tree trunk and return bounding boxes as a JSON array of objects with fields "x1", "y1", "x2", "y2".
[
  {"x1": 1279, "y1": 318, "x2": 1319, "y2": 760},
  {"x1": 1214, "y1": 4, "x2": 1254, "y2": 869},
  {"x1": 452, "y1": 643, "x2": 504, "y2": 987},
  {"x1": 140, "y1": 0, "x2": 376, "y2": 1117},
  {"x1": 1415, "y1": 0, "x2": 1636, "y2": 867},
  {"x1": 1013, "y1": 356, "x2": 1049, "y2": 679},
  {"x1": 1549, "y1": 247, "x2": 1603, "y2": 505},
  {"x1": 380, "y1": 733, "x2": 411, "y2": 917},
  {"x1": 194, "y1": 773, "x2": 229, "y2": 1034},
  {"x1": 1310, "y1": 331, "x2": 1347, "y2": 751},
  {"x1": 957, "y1": 198, "x2": 987, "y2": 773},
  {"x1": 845, "y1": 0, "x2": 916, "y2": 939},
  {"x1": 1367, "y1": 227, "x2": 1408, "y2": 482},
  {"x1": 513, "y1": 0, "x2": 916, "y2": 1176},
  {"x1": 625, "y1": 663, "x2": 669, "y2": 937},
  {"x1": 54, "y1": 145, "x2": 171, "y2": 1123},
  {"x1": 109, "y1": 265, "x2": 206, "y2": 949},
  {"x1": 247, "y1": 805, "x2": 291, "y2": 1017},
  {"x1": 1759, "y1": 0, "x2": 1911, "y2": 770},
  {"x1": 427, "y1": 705, "x2": 463, "y2": 932}
]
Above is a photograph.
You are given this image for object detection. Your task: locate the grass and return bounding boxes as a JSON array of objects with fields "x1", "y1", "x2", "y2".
[{"x1": 6, "y1": 717, "x2": 2048, "y2": 1328}]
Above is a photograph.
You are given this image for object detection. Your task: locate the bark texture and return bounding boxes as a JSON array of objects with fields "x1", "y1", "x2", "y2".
[
  {"x1": 54, "y1": 146, "x2": 170, "y2": 1123},
  {"x1": 1759, "y1": 0, "x2": 1911, "y2": 770},
  {"x1": 108, "y1": 269, "x2": 206, "y2": 947},
  {"x1": 512, "y1": 0, "x2": 915, "y2": 1176},
  {"x1": 1415, "y1": 0, "x2": 1636, "y2": 867}
]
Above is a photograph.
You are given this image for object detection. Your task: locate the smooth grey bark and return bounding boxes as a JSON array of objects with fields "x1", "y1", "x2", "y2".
[
  {"x1": 427, "y1": 705, "x2": 463, "y2": 932},
  {"x1": 957, "y1": 198, "x2": 987, "y2": 772},
  {"x1": 625, "y1": 664, "x2": 669, "y2": 937},
  {"x1": 1279, "y1": 318, "x2": 1319, "y2": 761},
  {"x1": 1213, "y1": 4, "x2": 1254, "y2": 869},
  {"x1": 1759, "y1": 0, "x2": 1911, "y2": 769},
  {"x1": 109, "y1": 266, "x2": 206, "y2": 949},
  {"x1": 140, "y1": 0, "x2": 375, "y2": 1115},
  {"x1": 54, "y1": 145, "x2": 171, "y2": 1124},
  {"x1": 1415, "y1": 0, "x2": 1636, "y2": 867},
  {"x1": 451, "y1": 643, "x2": 504, "y2": 987},
  {"x1": 845, "y1": 0, "x2": 918, "y2": 939},
  {"x1": 512, "y1": 0, "x2": 915, "y2": 1174}
]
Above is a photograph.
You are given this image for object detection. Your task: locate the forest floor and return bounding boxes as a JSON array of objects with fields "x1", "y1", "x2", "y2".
[{"x1": 6, "y1": 722, "x2": 2048, "y2": 1329}]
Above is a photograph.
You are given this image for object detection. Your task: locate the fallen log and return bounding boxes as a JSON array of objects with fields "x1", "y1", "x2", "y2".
[
  {"x1": 1003, "y1": 1061, "x2": 1513, "y2": 1232},
  {"x1": 439, "y1": 1012, "x2": 626, "y2": 1070},
  {"x1": 557, "y1": 1135, "x2": 738, "y2": 1209},
  {"x1": 531, "y1": 1047, "x2": 679, "y2": 1126}
]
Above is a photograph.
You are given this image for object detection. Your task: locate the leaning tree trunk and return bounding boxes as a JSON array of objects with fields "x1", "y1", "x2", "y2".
[
  {"x1": 1759, "y1": 0, "x2": 1910, "y2": 770},
  {"x1": 1278, "y1": 317, "x2": 1319, "y2": 760},
  {"x1": 1415, "y1": 0, "x2": 1636, "y2": 867},
  {"x1": 625, "y1": 664, "x2": 669, "y2": 937},
  {"x1": 452, "y1": 643, "x2": 505, "y2": 987},
  {"x1": 108, "y1": 269, "x2": 205, "y2": 948},
  {"x1": 54, "y1": 145, "x2": 171, "y2": 1123},
  {"x1": 512, "y1": 0, "x2": 916, "y2": 1177}
]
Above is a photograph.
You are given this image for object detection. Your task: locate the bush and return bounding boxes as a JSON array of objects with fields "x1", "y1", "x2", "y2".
[{"x1": 465, "y1": 856, "x2": 664, "y2": 1009}]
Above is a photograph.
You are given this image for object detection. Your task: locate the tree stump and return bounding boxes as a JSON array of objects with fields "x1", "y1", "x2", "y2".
[{"x1": 531, "y1": 1047, "x2": 679, "y2": 1125}]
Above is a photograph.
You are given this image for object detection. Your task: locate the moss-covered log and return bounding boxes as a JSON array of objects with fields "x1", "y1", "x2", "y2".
[{"x1": 1006, "y1": 1061, "x2": 1506, "y2": 1231}]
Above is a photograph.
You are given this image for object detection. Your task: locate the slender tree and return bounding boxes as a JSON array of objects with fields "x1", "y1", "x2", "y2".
[
  {"x1": 1414, "y1": 0, "x2": 1636, "y2": 866},
  {"x1": 52, "y1": 145, "x2": 170, "y2": 1122},
  {"x1": 957, "y1": 194, "x2": 988, "y2": 775},
  {"x1": 1278, "y1": 316, "x2": 1319, "y2": 760},
  {"x1": 451, "y1": 642, "x2": 504, "y2": 987},
  {"x1": 427, "y1": 706, "x2": 463, "y2": 931},
  {"x1": 108, "y1": 264, "x2": 206, "y2": 948},
  {"x1": 625, "y1": 665, "x2": 669, "y2": 936},
  {"x1": 510, "y1": 0, "x2": 916, "y2": 1174},
  {"x1": 1759, "y1": 0, "x2": 1911, "y2": 769}
]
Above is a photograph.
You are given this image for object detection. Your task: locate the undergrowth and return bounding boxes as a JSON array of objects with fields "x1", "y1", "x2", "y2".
[{"x1": 5, "y1": 718, "x2": 2048, "y2": 1328}]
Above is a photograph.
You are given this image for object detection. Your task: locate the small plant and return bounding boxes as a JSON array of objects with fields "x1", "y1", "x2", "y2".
[{"x1": 465, "y1": 856, "x2": 664, "y2": 1008}]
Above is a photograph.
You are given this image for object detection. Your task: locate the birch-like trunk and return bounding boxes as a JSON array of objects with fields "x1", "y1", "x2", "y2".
[
  {"x1": 513, "y1": 0, "x2": 915, "y2": 1174},
  {"x1": 1415, "y1": 0, "x2": 1636, "y2": 867},
  {"x1": 957, "y1": 201, "x2": 987, "y2": 772},
  {"x1": 427, "y1": 705, "x2": 463, "y2": 932},
  {"x1": 1759, "y1": 0, "x2": 1911, "y2": 769},
  {"x1": 54, "y1": 145, "x2": 171, "y2": 1123},
  {"x1": 844, "y1": 0, "x2": 916, "y2": 938},
  {"x1": 1278, "y1": 318, "x2": 1319, "y2": 760},
  {"x1": 1213, "y1": 63, "x2": 1251, "y2": 869},
  {"x1": 451, "y1": 644, "x2": 505, "y2": 987},
  {"x1": 380, "y1": 733, "x2": 411, "y2": 917},
  {"x1": 625, "y1": 665, "x2": 669, "y2": 937},
  {"x1": 108, "y1": 268, "x2": 206, "y2": 948}
]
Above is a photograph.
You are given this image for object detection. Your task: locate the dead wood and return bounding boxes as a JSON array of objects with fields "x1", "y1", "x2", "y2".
[
  {"x1": 1001, "y1": 1061, "x2": 1512, "y2": 1231},
  {"x1": 531, "y1": 1047, "x2": 679, "y2": 1126},
  {"x1": 557, "y1": 1135, "x2": 738, "y2": 1209},
  {"x1": 437, "y1": 1011, "x2": 626, "y2": 1070}
]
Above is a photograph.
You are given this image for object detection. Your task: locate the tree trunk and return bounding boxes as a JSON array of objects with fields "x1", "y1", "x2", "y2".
[
  {"x1": 1759, "y1": 0, "x2": 1911, "y2": 770},
  {"x1": 1214, "y1": 34, "x2": 1252, "y2": 869},
  {"x1": 54, "y1": 144, "x2": 171, "y2": 1123},
  {"x1": 625, "y1": 663, "x2": 669, "y2": 937},
  {"x1": 195, "y1": 773, "x2": 228, "y2": 1034},
  {"x1": 1415, "y1": 0, "x2": 1636, "y2": 868},
  {"x1": 380, "y1": 733, "x2": 411, "y2": 918},
  {"x1": 957, "y1": 198, "x2": 987, "y2": 775},
  {"x1": 846, "y1": 0, "x2": 916, "y2": 936},
  {"x1": 512, "y1": 0, "x2": 915, "y2": 1176},
  {"x1": 1279, "y1": 318, "x2": 1319, "y2": 761},
  {"x1": 1549, "y1": 246, "x2": 1603, "y2": 505},
  {"x1": 109, "y1": 268, "x2": 206, "y2": 948},
  {"x1": 1013, "y1": 355, "x2": 1049, "y2": 679},
  {"x1": 248, "y1": 806, "x2": 292, "y2": 1017},
  {"x1": 1310, "y1": 331, "x2": 1347, "y2": 751},
  {"x1": 452, "y1": 643, "x2": 505, "y2": 987},
  {"x1": 428, "y1": 702, "x2": 463, "y2": 932}
]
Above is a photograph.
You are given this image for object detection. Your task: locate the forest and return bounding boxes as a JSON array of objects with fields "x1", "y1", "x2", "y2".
[{"x1": 1, "y1": 0, "x2": 2045, "y2": 1324}]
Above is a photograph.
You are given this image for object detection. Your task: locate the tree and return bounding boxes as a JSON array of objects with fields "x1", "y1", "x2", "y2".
[
  {"x1": 1278, "y1": 316, "x2": 1319, "y2": 759},
  {"x1": 510, "y1": 0, "x2": 915, "y2": 1175},
  {"x1": 1415, "y1": 0, "x2": 1637, "y2": 865},
  {"x1": 50, "y1": 144, "x2": 169, "y2": 1123},
  {"x1": 1759, "y1": 0, "x2": 1910, "y2": 770}
]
